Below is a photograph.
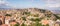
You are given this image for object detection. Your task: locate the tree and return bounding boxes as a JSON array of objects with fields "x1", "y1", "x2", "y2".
[
  {"x1": 53, "y1": 14, "x2": 60, "y2": 21},
  {"x1": 30, "y1": 18, "x2": 44, "y2": 26},
  {"x1": 35, "y1": 21, "x2": 43, "y2": 26},
  {"x1": 30, "y1": 18, "x2": 40, "y2": 21},
  {"x1": 54, "y1": 14, "x2": 60, "y2": 19},
  {"x1": 45, "y1": 14, "x2": 51, "y2": 18},
  {"x1": 23, "y1": 12, "x2": 31, "y2": 16},
  {"x1": 14, "y1": 24, "x2": 19, "y2": 26},
  {"x1": 46, "y1": 24, "x2": 49, "y2": 26},
  {"x1": 30, "y1": 18, "x2": 43, "y2": 22},
  {"x1": 34, "y1": 14, "x2": 39, "y2": 17},
  {"x1": 5, "y1": 14, "x2": 11, "y2": 16},
  {"x1": 22, "y1": 17, "x2": 26, "y2": 21},
  {"x1": 14, "y1": 22, "x2": 20, "y2": 26},
  {"x1": 21, "y1": 23, "x2": 27, "y2": 26}
]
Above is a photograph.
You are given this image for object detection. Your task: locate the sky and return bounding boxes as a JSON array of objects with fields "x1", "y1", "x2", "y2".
[{"x1": 0, "y1": 0, "x2": 60, "y2": 10}]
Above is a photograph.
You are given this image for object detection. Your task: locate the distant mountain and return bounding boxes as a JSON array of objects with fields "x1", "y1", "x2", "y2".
[
  {"x1": 51, "y1": 10, "x2": 60, "y2": 14},
  {"x1": 47, "y1": 8, "x2": 60, "y2": 14},
  {"x1": 0, "y1": 5, "x2": 60, "y2": 14}
]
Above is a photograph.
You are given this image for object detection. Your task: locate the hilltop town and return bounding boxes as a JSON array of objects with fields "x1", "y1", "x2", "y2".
[{"x1": 0, "y1": 8, "x2": 60, "y2": 26}]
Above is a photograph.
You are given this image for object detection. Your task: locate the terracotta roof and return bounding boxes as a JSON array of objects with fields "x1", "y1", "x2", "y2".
[
  {"x1": 42, "y1": 20, "x2": 49, "y2": 25},
  {"x1": 0, "y1": 16, "x2": 2, "y2": 18}
]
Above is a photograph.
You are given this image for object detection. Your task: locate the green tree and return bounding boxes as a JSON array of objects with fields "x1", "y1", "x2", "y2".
[
  {"x1": 5, "y1": 14, "x2": 11, "y2": 16},
  {"x1": 54, "y1": 14, "x2": 60, "y2": 19},
  {"x1": 46, "y1": 24, "x2": 49, "y2": 26},
  {"x1": 14, "y1": 24, "x2": 19, "y2": 26},
  {"x1": 30, "y1": 18, "x2": 40, "y2": 21},
  {"x1": 34, "y1": 14, "x2": 39, "y2": 17},
  {"x1": 22, "y1": 17, "x2": 26, "y2": 21},
  {"x1": 14, "y1": 23, "x2": 20, "y2": 26},
  {"x1": 23, "y1": 12, "x2": 31, "y2": 16},
  {"x1": 35, "y1": 21, "x2": 43, "y2": 26},
  {"x1": 30, "y1": 18, "x2": 43, "y2": 22},
  {"x1": 21, "y1": 23, "x2": 27, "y2": 26}
]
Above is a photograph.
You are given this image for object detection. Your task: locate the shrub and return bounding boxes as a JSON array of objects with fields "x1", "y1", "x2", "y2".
[
  {"x1": 5, "y1": 14, "x2": 11, "y2": 16},
  {"x1": 34, "y1": 14, "x2": 39, "y2": 17},
  {"x1": 22, "y1": 17, "x2": 26, "y2": 21},
  {"x1": 21, "y1": 23, "x2": 27, "y2": 26},
  {"x1": 14, "y1": 23, "x2": 20, "y2": 26}
]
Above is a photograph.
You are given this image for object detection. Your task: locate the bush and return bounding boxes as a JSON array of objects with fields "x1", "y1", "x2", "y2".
[
  {"x1": 23, "y1": 12, "x2": 31, "y2": 16},
  {"x1": 46, "y1": 24, "x2": 49, "y2": 26},
  {"x1": 14, "y1": 23, "x2": 20, "y2": 26},
  {"x1": 54, "y1": 14, "x2": 60, "y2": 20},
  {"x1": 21, "y1": 23, "x2": 27, "y2": 26},
  {"x1": 35, "y1": 21, "x2": 43, "y2": 26},
  {"x1": 5, "y1": 14, "x2": 11, "y2": 16},
  {"x1": 30, "y1": 18, "x2": 41, "y2": 21},
  {"x1": 34, "y1": 14, "x2": 39, "y2": 17},
  {"x1": 22, "y1": 17, "x2": 26, "y2": 21}
]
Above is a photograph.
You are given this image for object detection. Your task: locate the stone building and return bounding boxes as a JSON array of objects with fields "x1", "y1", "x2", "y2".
[{"x1": 0, "y1": 15, "x2": 5, "y2": 24}]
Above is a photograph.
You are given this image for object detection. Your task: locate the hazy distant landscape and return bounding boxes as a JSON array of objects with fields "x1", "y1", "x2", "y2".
[{"x1": 0, "y1": 0, "x2": 60, "y2": 26}]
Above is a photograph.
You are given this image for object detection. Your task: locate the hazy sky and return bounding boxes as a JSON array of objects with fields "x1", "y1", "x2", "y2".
[{"x1": 0, "y1": 0, "x2": 60, "y2": 9}]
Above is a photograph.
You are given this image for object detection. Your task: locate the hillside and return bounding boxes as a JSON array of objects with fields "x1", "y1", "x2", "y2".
[
  {"x1": 1, "y1": 8, "x2": 60, "y2": 26},
  {"x1": 0, "y1": 8, "x2": 57, "y2": 20}
]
